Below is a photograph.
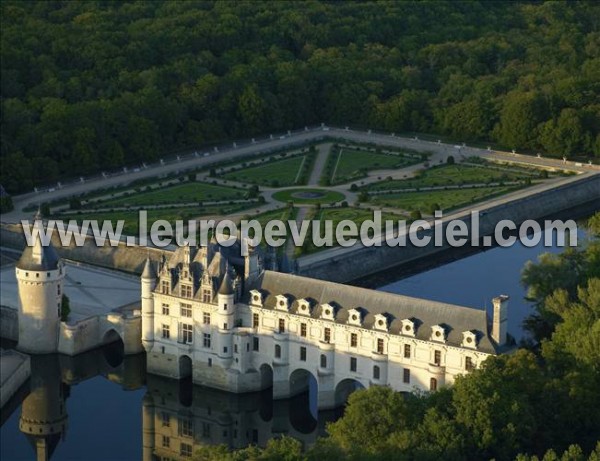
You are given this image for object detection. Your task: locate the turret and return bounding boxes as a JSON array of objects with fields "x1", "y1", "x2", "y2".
[
  {"x1": 141, "y1": 257, "x2": 157, "y2": 351},
  {"x1": 216, "y1": 268, "x2": 235, "y2": 360},
  {"x1": 244, "y1": 242, "x2": 260, "y2": 285},
  {"x1": 16, "y1": 212, "x2": 64, "y2": 354}
]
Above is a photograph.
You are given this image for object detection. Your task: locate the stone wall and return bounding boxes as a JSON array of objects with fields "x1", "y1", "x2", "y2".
[
  {"x1": 0, "y1": 306, "x2": 18, "y2": 341},
  {"x1": 299, "y1": 173, "x2": 600, "y2": 283},
  {"x1": 0, "y1": 222, "x2": 167, "y2": 275}
]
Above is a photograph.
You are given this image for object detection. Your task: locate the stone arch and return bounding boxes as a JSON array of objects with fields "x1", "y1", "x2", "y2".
[
  {"x1": 334, "y1": 378, "x2": 365, "y2": 408},
  {"x1": 259, "y1": 363, "x2": 273, "y2": 390},
  {"x1": 179, "y1": 355, "x2": 192, "y2": 379},
  {"x1": 288, "y1": 368, "x2": 318, "y2": 434},
  {"x1": 102, "y1": 329, "x2": 124, "y2": 368}
]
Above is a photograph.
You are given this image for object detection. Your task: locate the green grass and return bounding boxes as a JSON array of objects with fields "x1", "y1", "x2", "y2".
[
  {"x1": 295, "y1": 206, "x2": 405, "y2": 255},
  {"x1": 55, "y1": 203, "x2": 255, "y2": 235},
  {"x1": 272, "y1": 188, "x2": 346, "y2": 204},
  {"x1": 364, "y1": 164, "x2": 531, "y2": 192},
  {"x1": 222, "y1": 155, "x2": 307, "y2": 187},
  {"x1": 330, "y1": 149, "x2": 418, "y2": 184},
  {"x1": 368, "y1": 186, "x2": 523, "y2": 213},
  {"x1": 91, "y1": 181, "x2": 246, "y2": 207}
]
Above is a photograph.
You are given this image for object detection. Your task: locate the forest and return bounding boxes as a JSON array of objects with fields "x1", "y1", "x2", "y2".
[{"x1": 1, "y1": 1, "x2": 599, "y2": 194}]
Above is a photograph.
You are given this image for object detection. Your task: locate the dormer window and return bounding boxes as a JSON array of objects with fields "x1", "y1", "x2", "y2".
[
  {"x1": 297, "y1": 299, "x2": 311, "y2": 316},
  {"x1": 249, "y1": 290, "x2": 263, "y2": 307},
  {"x1": 461, "y1": 331, "x2": 478, "y2": 349},
  {"x1": 321, "y1": 303, "x2": 335, "y2": 321},
  {"x1": 431, "y1": 325, "x2": 446, "y2": 343},
  {"x1": 161, "y1": 280, "x2": 170, "y2": 295},
  {"x1": 181, "y1": 284, "x2": 193, "y2": 298},
  {"x1": 374, "y1": 314, "x2": 388, "y2": 331},
  {"x1": 401, "y1": 319, "x2": 415, "y2": 337},
  {"x1": 347, "y1": 308, "x2": 362, "y2": 326},
  {"x1": 275, "y1": 294, "x2": 289, "y2": 312}
]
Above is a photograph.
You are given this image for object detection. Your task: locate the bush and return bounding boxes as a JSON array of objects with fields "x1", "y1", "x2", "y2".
[
  {"x1": 447, "y1": 155, "x2": 455, "y2": 165},
  {"x1": 61, "y1": 294, "x2": 71, "y2": 321},
  {"x1": 410, "y1": 209, "x2": 422, "y2": 220}
]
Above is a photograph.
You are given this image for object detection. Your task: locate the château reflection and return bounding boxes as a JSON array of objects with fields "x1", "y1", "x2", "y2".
[
  {"x1": 7, "y1": 341, "x2": 146, "y2": 461},
  {"x1": 142, "y1": 374, "x2": 340, "y2": 460},
  {"x1": 4, "y1": 339, "x2": 344, "y2": 461}
]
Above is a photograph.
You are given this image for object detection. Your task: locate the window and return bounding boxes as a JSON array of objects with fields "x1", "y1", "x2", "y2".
[
  {"x1": 179, "y1": 418, "x2": 194, "y2": 437},
  {"x1": 162, "y1": 435, "x2": 170, "y2": 448},
  {"x1": 350, "y1": 357, "x2": 357, "y2": 372},
  {"x1": 275, "y1": 344, "x2": 281, "y2": 358},
  {"x1": 181, "y1": 324, "x2": 193, "y2": 344},
  {"x1": 404, "y1": 344, "x2": 411, "y2": 358},
  {"x1": 320, "y1": 354, "x2": 327, "y2": 368},
  {"x1": 234, "y1": 344, "x2": 238, "y2": 353},
  {"x1": 223, "y1": 323, "x2": 228, "y2": 330},
  {"x1": 253, "y1": 337, "x2": 259, "y2": 351},
  {"x1": 202, "y1": 422, "x2": 210, "y2": 437},
  {"x1": 377, "y1": 338, "x2": 384, "y2": 354},
  {"x1": 223, "y1": 303, "x2": 228, "y2": 311},
  {"x1": 202, "y1": 289, "x2": 211, "y2": 303},
  {"x1": 161, "y1": 280, "x2": 170, "y2": 294},
  {"x1": 403, "y1": 368, "x2": 410, "y2": 384},
  {"x1": 223, "y1": 346, "x2": 228, "y2": 353},
  {"x1": 203, "y1": 333, "x2": 211, "y2": 348},
  {"x1": 430, "y1": 378, "x2": 438, "y2": 391},
  {"x1": 203, "y1": 312, "x2": 211, "y2": 325},
  {"x1": 300, "y1": 346, "x2": 307, "y2": 361},
  {"x1": 373, "y1": 365, "x2": 380, "y2": 380},
  {"x1": 57, "y1": 285, "x2": 61, "y2": 295},
  {"x1": 162, "y1": 303, "x2": 170, "y2": 316},
  {"x1": 180, "y1": 443, "x2": 193, "y2": 458},
  {"x1": 253, "y1": 313, "x2": 259, "y2": 328},
  {"x1": 434, "y1": 350, "x2": 441, "y2": 366},
  {"x1": 278, "y1": 318, "x2": 285, "y2": 333},
  {"x1": 324, "y1": 327, "x2": 331, "y2": 343},
  {"x1": 181, "y1": 284, "x2": 193, "y2": 298},
  {"x1": 300, "y1": 323, "x2": 307, "y2": 337},
  {"x1": 350, "y1": 333, "x2": 357, "y2": 347},
  {"x1": 181, "y1": 303, "x2": 192, "y2": 318},
  {"x1": 162, "y1": 324, "x2": 170, "y2": 339},
  {"x1": 465, "y1": 357, "x2": 474, "y2": 371},
  {"x1": 161, "y1": 412, "x2": 170, "y2": 427},
  {"x1": 208, "y1": 358, "x2": 212, "y2": 367}
]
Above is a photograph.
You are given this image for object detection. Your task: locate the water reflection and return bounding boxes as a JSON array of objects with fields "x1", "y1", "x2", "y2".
[
  {"x1": 1, "y1": 344, "x2": 145, "y2": 461},
  {"x1": 142, "y1": 374, "x2": 338, "y2": 460}
]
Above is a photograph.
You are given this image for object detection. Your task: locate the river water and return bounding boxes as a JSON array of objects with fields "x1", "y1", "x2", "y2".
[{"x1": 0, "y1": 225, "x2": 589, "y2": 460}]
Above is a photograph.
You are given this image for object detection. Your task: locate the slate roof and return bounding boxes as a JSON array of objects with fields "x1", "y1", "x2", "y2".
[
  {"x1": 16, "y1": 237, "x2": 60, "y2": 272},
  {"x1": 251, "y1": 271, "x2": 497, "y2": 354}
]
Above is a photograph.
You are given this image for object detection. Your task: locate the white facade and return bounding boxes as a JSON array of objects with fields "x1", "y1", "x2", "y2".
[{"x1": 143, "y1": 243, "x2": 510, "y2": 409}]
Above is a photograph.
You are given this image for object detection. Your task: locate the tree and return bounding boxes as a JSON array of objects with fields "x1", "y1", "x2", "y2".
[{"x1": 61, "y1": 294, "x2": 71, "y2": 321}]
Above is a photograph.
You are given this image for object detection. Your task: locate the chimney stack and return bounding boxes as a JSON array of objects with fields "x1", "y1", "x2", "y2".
[{"x1": 492, "y1": 295, "x2": 509, "y2": 347}]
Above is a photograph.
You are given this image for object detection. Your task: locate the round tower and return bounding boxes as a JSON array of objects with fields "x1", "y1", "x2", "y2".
[
  {"x1": 15, "y1": 213, "x2": 64, "y2": 354},
  {"x1": 141, "y1": 257, "x2": 157, "y2": 352},
  {"x1": 216, "y1": 268, "x2": 235, "y2": 360}
]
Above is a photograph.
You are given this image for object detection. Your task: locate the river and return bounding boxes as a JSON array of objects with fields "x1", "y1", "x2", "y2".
[{"x1": 0, "y1": 223, "x2": 590, "y2": 460}]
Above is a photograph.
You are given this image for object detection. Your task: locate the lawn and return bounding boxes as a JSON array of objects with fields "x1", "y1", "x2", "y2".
[
  {"x1": 91, "y1": 181, "x2": 246, "y2": 208},
  {"x1": 330, "y1": 149, "x2": 418, "y2": 184},
  {"x1": 368, "y1": 186, "x2": 522, "y2": 213},
  {"x1": 272, "y1": 188, "x2": 345, "y2": 205},
  {"x1": 222, "y1": 155, "x2": 307, "y2": 187},
  {"x1": 364, "y1": 164, "x2": 532, "y2": 192},
  {"x1": 55, "y1": 202, "x2": 255, "y2": 235}
]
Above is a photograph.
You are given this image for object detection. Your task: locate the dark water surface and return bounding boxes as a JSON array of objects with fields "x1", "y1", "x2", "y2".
[{"x1": 0, "y1": 225, "x2": 589, "y2": 460}]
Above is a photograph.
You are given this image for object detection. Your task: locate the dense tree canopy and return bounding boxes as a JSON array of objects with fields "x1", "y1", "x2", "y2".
[{"x1": 1, "y1": 1, "x2": 599, "y2": 193}]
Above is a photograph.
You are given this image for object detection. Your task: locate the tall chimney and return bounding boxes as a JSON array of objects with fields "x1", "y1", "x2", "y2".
[{"x1": 492, "y1": 295, "x2": 509, "y2": 347}]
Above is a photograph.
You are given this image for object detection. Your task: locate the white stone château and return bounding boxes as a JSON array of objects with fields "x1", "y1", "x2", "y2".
[{"x1": 142, "y1": 240, "x2": 512, "y2": 409}]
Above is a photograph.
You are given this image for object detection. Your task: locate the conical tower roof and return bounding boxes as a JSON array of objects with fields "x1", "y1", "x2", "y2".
[
  {"x1": 141, "y1": 257, "x2": 157, "y2": 279},
  {"x1": 218, "y1": 269, "x2": 234, "y2": 296},
  {"x1": 17, "y1": 212, "x2": 60, "y2": 271}
]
